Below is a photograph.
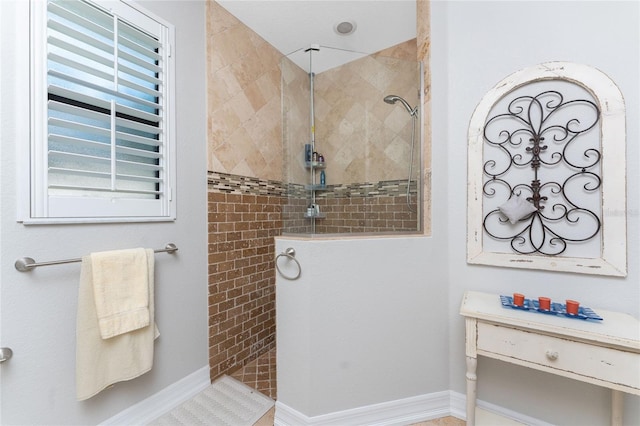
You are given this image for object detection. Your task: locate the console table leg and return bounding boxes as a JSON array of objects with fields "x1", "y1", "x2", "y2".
[
  {"x1": 466, "y1": 356, "x2": 478, "y2": 426},
  {"x1": 611, "y1": 390, "x2": 623, "y2": 426}
]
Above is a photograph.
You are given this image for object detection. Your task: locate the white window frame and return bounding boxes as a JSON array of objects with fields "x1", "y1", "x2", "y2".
[
  {"x1": 21, "y1": 0, "x2": 176, "y2": 224},
  {"x1": 467, "y1": 62, "x2": 627, "y2": 277}
]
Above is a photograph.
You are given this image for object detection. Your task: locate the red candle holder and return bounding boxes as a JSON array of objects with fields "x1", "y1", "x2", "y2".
[
  {"x1": 566, "y1": 299, "x2": 580, "y2": 315},
  {"x1": 538, "y1": 296, "x2": 551, "y2": 311},
  {"x1": 513, "y1": 293, "x2": 525, "y2": 307}
]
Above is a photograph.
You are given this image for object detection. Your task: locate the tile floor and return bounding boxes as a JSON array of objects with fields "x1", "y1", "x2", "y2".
[
  {"x1": 230, "y1": 348, "x2": 277, "y2": 400},
  {"x1": 231, "y1": 348, "x2": 464, "y2": 426}
]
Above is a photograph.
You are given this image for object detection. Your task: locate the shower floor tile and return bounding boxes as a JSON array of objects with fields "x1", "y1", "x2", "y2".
[{"x1": 230, "y1": 348, "x2": 277, "y2": 401}]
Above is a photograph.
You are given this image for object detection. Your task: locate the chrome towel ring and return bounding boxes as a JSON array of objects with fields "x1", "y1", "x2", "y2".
[{"x1": 275, "y1": 247, "x2": 301, "y2": 280}]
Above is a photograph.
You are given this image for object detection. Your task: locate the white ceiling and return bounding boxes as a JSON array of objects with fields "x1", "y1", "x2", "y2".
[{"x1": 216, "y1": 0, "x2": 417, "y2": 73}]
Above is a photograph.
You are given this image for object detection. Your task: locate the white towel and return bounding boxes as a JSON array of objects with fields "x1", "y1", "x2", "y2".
[
  {"x1": 76, "y1": 248, "x2": 159, "y2": 401},
  {"x1": 91, "y1": 248, "x2": 150, "y2": 339}
]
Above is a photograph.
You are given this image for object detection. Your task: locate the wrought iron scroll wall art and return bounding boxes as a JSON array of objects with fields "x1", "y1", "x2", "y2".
[
  {"x1": 482, "y1": 89, "x2": 601, "y2": 256},
  {"x1": 467, "y1": 62, "x2": 627, "y2": 277}
]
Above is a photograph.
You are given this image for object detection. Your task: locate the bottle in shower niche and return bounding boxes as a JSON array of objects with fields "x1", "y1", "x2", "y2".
[
  {"x1": 305, "y1": 144, "x2": 312, "y2": 162},
  {"x1": 320, "y1": 170, "x2": 326, "y2": 186}
]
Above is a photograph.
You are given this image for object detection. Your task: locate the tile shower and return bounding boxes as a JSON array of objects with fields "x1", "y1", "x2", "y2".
[
  {"x1": 207, "y1": 176, "x2": 282, "y2": 381},
  {"x1": 281, "y1": 44, "x2": 422, "y2": 235},
  {"x1": 283, "y1": 180, "x2": 419, "y2": 234},
  {"x1": 206, "y1": 0, "x2": 284, "y2": 382},
  {"x1": 206, "y1": 0, "x2": 428, "y2": 389}
]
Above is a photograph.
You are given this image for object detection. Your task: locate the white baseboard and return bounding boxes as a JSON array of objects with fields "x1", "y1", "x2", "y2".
[
  {"x1": 276, "y1": 391, "x2": 550, "y2": 426},
  {"x1": 448, "y1": 390, "x2": 468, "y2": 420},
  {"x1": 100, "y1": 365, "x2": 210, "y2": 426},
  {"x1": 102, "y1": 372, "x2": 550, "y2": 426},
  {"x1": 275, "y1": 391, "x2": 452, "y2": 426},
  {"x1": 450, "y1": 391, "x2": 553, "y2": 426}
]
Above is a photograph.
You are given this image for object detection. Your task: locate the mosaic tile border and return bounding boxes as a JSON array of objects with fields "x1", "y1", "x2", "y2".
[
  {"x1": 207, "y1": 171, "x2": 417, "y2": 199},
  {"x1": 314, "y1": 180, "x2": 418, "y2": 199},
  {"x1": 207, "y1": 171, "x2": 287, "y2": 196}
]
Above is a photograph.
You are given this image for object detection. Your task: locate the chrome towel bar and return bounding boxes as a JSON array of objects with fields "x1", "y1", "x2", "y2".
[{"x1": 14, "y1": 243, "x2": 178, "y2": 272}]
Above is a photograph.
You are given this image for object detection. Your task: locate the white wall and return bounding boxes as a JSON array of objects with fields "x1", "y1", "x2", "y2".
[
  {"x1": 275, "y1": 235, "x2": 451, "y2": 418},
  {"x1": 274, "y1": 3, "x2": 456, "y2": 420},
  {"x1": 0, "y1": 1, "x2": 209, "y2": 424},
  {"x1": 432, "y1": 1, "x2": 640, "y2": 424}
]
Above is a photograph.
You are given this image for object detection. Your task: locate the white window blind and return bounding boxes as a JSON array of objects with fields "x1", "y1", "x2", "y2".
[{"x1": 27, "y1": 0, "x2": 175, "y2": 222}]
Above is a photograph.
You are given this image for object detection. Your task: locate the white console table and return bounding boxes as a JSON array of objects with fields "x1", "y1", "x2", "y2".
[{"x1": 460, "y1": 291, "x2": 640, "y2": 425}]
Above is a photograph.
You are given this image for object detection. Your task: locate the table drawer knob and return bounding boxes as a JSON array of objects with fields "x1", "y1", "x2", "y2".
[{"x1": 546, "y1": 350, "x2": 559, "y2": 361}]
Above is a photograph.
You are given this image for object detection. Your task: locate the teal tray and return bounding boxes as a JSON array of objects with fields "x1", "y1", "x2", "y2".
[{"x1": 500, "y1": 295, "x2": 602, "y2": 321}]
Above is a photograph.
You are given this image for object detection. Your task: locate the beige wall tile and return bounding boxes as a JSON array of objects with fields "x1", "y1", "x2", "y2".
[{"x1": 207, "y1": 1, "x2": 283, "y2": 181}]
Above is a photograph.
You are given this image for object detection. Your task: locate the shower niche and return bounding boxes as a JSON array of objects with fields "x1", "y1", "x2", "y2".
[{"x1": 281, "y1": 44, "x2": 423, "y2": 235}]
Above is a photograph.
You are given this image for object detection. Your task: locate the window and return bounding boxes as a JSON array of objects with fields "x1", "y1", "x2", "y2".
[
  {"x1": 25, "y1": 0, "x2": 175, "y2": 223},
  {"x1": 467, "y1": 62, "x2": 626, "y2": 277}
]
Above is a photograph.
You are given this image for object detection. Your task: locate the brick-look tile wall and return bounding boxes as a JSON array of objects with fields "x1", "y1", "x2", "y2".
[
  {"x1": 282, "y1": 179, "x2": 420, "y2": 234},
  {"x1": 282, "y1": 195, "x2": 418, "y2": 234},
  {"x1": 281, "y1": 195, "x2": 312, "y2": 234},
  {"x1": 207, "y1": 172, "x2": 419, "y2": 382},
  {"x1": 314, "y1": 196, "x2": 418, "y2": 234},
  {"x1": 207, "y1": 189, "x2": 283, "y2": 381}
]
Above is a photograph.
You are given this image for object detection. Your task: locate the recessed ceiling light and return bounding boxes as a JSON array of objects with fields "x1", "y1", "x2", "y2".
[{"x1": 334, "y1": 20, "x2": 356, "y2": 36}]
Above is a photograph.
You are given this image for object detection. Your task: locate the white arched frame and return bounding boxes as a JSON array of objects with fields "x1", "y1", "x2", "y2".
[{"x1": 467, "y1": 62, "x2": 626, "y2": 276}]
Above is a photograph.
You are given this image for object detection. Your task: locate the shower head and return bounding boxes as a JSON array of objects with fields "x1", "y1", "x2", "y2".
[{"x1": 384, "y1": 95, "x2": 417, "y2": 117}]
